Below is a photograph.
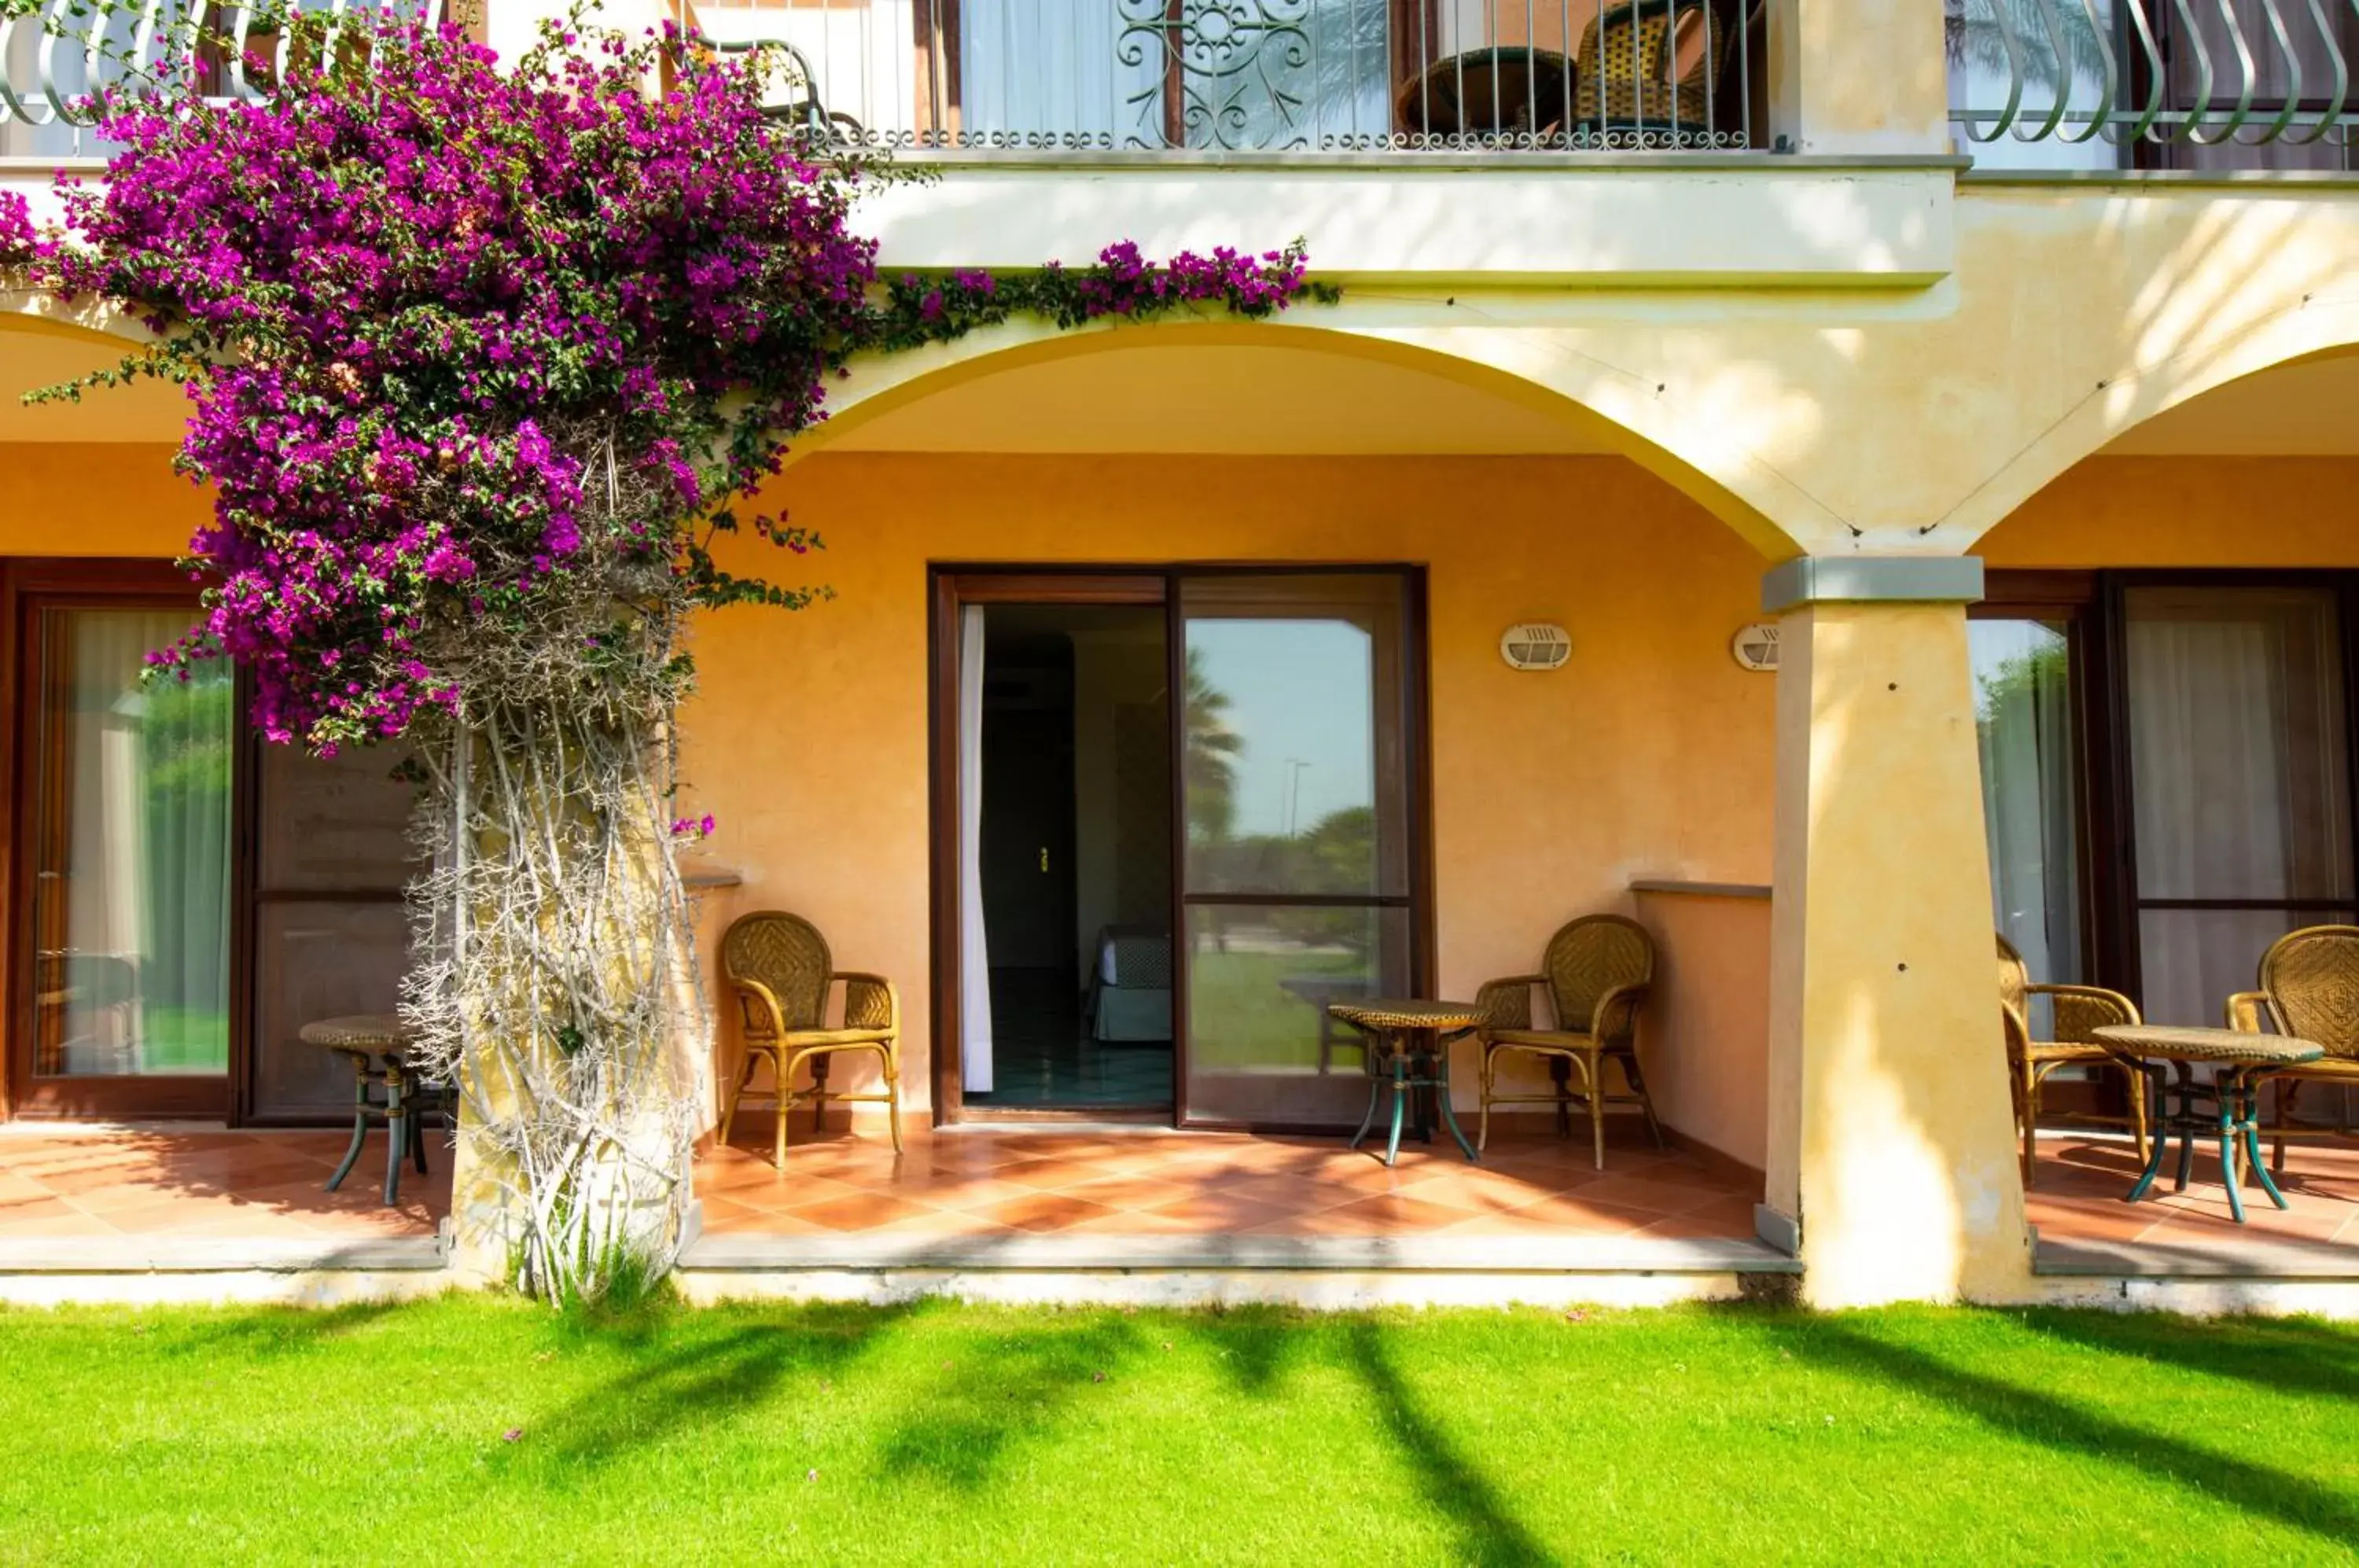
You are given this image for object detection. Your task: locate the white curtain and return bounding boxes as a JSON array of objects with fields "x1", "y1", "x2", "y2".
[
  {"x1": 45, "y1": 610, "x2": 233, "y2": 1077},
  {"x1": 2125, "y1": 589, "x2": 2351, "y2": 1027},
  {"x1": 1972, "y1": 620, "x2": 2079, "y2": 997},
  {"x1": 959, "y1": 606, "x2": 995, "y2": 1093}
]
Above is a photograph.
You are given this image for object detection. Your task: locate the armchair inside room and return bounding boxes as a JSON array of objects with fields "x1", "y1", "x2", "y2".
[
  {"x1": 720, "y1": 911, "x2": 903, "y2": 1166},
  {"x1": 1997, "y1": 933, "x2": 2150, "y2": 1186},
  {"x1": 2227, "y1": 924, "x2": 2359, "y2": 1174},
  {"x1": 1474, "y1": 914, "x2": 1662, "y2": 1169}
]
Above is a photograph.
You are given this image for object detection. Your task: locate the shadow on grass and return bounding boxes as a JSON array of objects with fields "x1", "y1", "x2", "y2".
[
  {"x1": 1798, "y1": 1316, "x2": 2359, "y2": 1548},
  {"x1": 162, "y1": 1296, "x2": 410, "y2": 1358},
  {"x1": 874, "y1": 1312, "x2": 1148, "y2": 1487},
  {"x1": 532, "y1": 1298, "x2": 921, "y2": 1469},
  {"x1": 2019, "y1": 1309, "x2": 2359, "y2": 1408}
]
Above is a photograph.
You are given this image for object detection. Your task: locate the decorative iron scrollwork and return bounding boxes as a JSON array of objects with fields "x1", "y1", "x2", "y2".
[{"x1": 1115, "y1": 0, "x2": 1317, "y2": 150}]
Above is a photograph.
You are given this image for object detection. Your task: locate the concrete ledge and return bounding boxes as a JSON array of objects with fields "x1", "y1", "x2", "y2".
[
  {"x1": 1632, "y1": 878, "x2": 1772, "y2": 900},
  {"x1": 679, "y1": 1231, "x2": 1798, "y2": 1275},
  {"x1": 0, "y1": 1235, "x2": 447, "y2": 1274},
  {"x1": 2035, "y1": 1236, "x2": 2359, "y2": 1280},
  {"x1": 860, "y1": 165, "x2": 1956, "y2": 285},
  {"x1": 1761, "y1": 555, "x2": 1985, "y2": 613}
]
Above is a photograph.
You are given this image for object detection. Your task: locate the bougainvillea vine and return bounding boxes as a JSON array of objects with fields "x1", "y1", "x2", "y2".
[{"x1": 0, "y1": 5, "x2": 1334, "y2": 1302}]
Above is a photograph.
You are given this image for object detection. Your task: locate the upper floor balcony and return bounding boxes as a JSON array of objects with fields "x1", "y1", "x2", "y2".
[{"x1": 1949, "y1": 0, "x2": 2359, "y2": 171}]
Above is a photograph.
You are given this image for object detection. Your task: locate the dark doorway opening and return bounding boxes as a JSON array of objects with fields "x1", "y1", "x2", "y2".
[{"x1": 966, "y1": 603, "x2": 1174, "y2": 1110}]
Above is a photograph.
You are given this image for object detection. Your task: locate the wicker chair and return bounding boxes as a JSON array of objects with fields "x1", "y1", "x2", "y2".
[
  {"x1": 720, "y1": 911, "x2": 903, "y2": 1165},
  {"x1": 1997, "y1": 933, "x2": 2150, "y2": 1187},
  {"x1": 1474, "y1": 915, "x2": 1661, "y2": 1169},
  {"x1": 2227, "y1": 925, "x2": 2359, "y2": 1175},
  {"x1": 1576, "y1": 0, "x2": 1740, "y2": 138}
]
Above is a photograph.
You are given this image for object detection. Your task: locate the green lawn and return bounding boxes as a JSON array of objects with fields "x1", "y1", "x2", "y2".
[{"x1": 2, "y1": 1297, "x2": 2354, "y2": 1565}]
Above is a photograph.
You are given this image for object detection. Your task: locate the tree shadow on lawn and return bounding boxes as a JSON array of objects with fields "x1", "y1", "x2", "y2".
[
  {"x1": 1178, "y1": 1309, "x2": 1555, "y2": 1567},
  {"x1": 156, "y1": 1296, "x2": 411, "y2": 1359},
  {"x1": 872, "y1": 1312, "x2": 1148, "y2": 1488},
  {"x1": 529, "y1": 1298, "x2": 922, "y2": 1470},
  {"x1": 2015, "y1": 1308, "x2": 2359, "y2": 1408},
  {"x1": 1783, "y1": 1313, "x2": 2359, "y2": 1549}
]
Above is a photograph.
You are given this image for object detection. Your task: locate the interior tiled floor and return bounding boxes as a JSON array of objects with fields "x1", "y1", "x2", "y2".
[
  {"x1": 2025, "y1": 1132, "x2": 2359, "y2": 1253},
  {"x1": 964, "y1": 968, "x2": 1174, "y2": 1110},
  {"x1": 0, "y1": 1128, "x2": 448, "y2": 1242},
  {"x1": 694, "y1": 1120, "x2": 1764, "y2": 1240}
]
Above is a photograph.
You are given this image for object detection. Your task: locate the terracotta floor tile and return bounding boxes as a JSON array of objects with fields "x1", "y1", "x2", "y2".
[
  {"x1": 1496, "y1": 1191, "x2": 1662, "y2": 1235},
  {"x1": 0, "y1": 1210, "x2": 119, "y2": 1239},
  {"x1": 779, "y1": 1191, "x2": 941, "y2": 1231},
  {"x1": 1058, "y1": 1173, "x2": 1210, "y2": 1213},
  {"x1": 1570, "y1": 1174, "x2": 1730, "y2": 1217},
  {"x1": 0, "y1": 1195, "x2": 86, "y2": 1228},
  {"x1": 989, "y1": 1158, "x2": 1131, "y2": 1192},
  {"x1": 1271, "y1": 1193, "x2": 1487, "y2": 1235},
  {"x1": 1635, "y1": 1195, "x2": 1761, "y2": 1240},
  {"x1": 972, "y1": 1192, "x2": 1120, "y2": 1234},
  {"x1": 1138, "y1": 1192, "x2": 1300, "y2": 1232},
  {"x1": 1056, "y1": 1209, "x2": 1217, "y2": 1236},
  {"x1": 865, "y1": 1207, "x2": 1021, "y2": 1239},
  {"x1": 697, "y1": 1198, "x2": 829, "y2": 1236}
]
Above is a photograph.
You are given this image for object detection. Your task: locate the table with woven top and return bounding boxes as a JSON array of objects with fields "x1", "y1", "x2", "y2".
[
  {"x1": 300, "y1": 1012, "x2": 446, "y2": 1206},
  {"x1": 1328, "y1": 999, "x2": 1486, "y2": 1168},
  {"x1": 2094, "y1": 1024, "x2": 2324, "y2": 1223}
]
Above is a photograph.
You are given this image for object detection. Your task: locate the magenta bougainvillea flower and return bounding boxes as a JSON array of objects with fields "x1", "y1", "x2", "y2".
[{"x1": 3, "y1": 15, "x2": 1333, "y2": 754}]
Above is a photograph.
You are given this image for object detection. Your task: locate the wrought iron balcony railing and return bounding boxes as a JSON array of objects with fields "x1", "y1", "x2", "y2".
[
  {"x1": 2, "y1": 0, "x2": 1762, "y2": 162},
  {"x1": 1948, "y1": 0, "x2": 2359, "y2": 168},
  {"x1": 694, "y1": 0, "x2": 1762, "y2": 154},
  {"x1": 1, "y1": 0, "x2": 452, "y2": 159}
]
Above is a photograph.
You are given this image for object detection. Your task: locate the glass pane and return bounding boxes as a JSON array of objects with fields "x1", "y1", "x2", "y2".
[
  {"x1": 1971, "y1": 618, "x2": 2080, "y2": 986},
  {"x1": 30, "y1": 608, "x2": 232, "y2": 1077},
  {"x1": 2125, "y1": 587, "x2": 2353, "y2": 901},
  {"x1": 251, "y1": 901, "x2": 412, "y2": 1117},
  {"x1": 1183, "y1": 904, "x2": 1411, "y2": 1124},
  {"x1": 256, "y1": 742, "x2": 418, "y2": 893},
  {"x1": 2136, "y1": 907, "x2": 2354, "y2": 1030},
  {"x1": 1181, "y1": 574, "x2": 1409, "y2": 897},
  {"x1": 1180, "y1": 572, "x2": 1418, "y2": 1125}
]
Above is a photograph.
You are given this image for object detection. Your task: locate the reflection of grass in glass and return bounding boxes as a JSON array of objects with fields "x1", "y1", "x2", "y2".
[
  {"x1": 137, "y1": 1005, "x2": 230, "y2": 1073},
  {"x1": 1188, "y1": 949, "x2": 1365, "y2": 1069}
]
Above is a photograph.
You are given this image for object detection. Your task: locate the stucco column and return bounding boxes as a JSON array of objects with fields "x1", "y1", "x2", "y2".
[
  {"x1": 1760, "y1": 557, "x2": 2033, "y2": 1306},
  {"x1": 1768, "y1": 0, "x2": 1951, "y2": 155}
]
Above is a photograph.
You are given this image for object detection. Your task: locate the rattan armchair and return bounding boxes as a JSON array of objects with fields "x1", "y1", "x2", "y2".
[
  {"x1": 1475, "y1": 915, "x2": 1662, "y2": 1169},
  {"x1": 2227, "y1": 924, "x2": 2359, "y2": 1175},
  {"x1": 1576, "y1": 0, "x2": 1743, "y2": 136},
  {"x1": 720, "y1": 911, "x2": 903, "y2": 1165},
  {"x1": 1997, "y1": 933, "x2": 2150, "y2": 1186}
]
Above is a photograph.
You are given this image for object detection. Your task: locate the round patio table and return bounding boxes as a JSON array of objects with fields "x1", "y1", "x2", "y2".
[
  {"x1": 300, "y1": 1012, "x2": 440, "y2": 1207},
  {"x1": 1329, "y1": 999, "x2": 1486, "y2": 1168},
  {"x1": 2092, "y1": 1024, "x2": 2323, "y2": 1224}
]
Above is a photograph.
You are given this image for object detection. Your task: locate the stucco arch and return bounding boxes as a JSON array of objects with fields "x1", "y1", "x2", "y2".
[
  {"x1": 1948, "y1": 291, "x2": 2359, "y2": 552},
  {"x1": 805, "y1": 313, "x2": 1812, "y2": 560}
]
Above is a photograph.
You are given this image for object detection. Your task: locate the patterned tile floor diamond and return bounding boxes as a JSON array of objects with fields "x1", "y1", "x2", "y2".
[{"x1": 693, "y1": 1122, "x2": 1764, "y2": 1241}]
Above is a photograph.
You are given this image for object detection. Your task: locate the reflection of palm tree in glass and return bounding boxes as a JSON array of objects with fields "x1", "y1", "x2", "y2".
[
  {"x1": 1946, "y1": 0, "x2": 2109, "y2": 92},
  {"x1": 1184, "y1": 646, "x2": 1243, "y2": 843}
]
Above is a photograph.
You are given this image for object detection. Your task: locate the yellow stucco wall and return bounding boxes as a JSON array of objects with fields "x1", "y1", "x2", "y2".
[
  {"x1": 1982, "y1": 457, "x2": 2359, "y2": 569},
  {"x1": 682, "y1": 451, "x2": 1779, "y2": 1118},
  {"x1": 0, "y1": 443, "x2": 198, "y2": 555},
  {"x1": 1633, "y1": 889, "x2": 1772, "y2": 1174}
]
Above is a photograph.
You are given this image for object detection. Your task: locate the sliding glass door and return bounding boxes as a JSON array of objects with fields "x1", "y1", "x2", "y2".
[
  {"x1": 13, "y1": 592, "x2": 234, "y2": 1117},
  {"x1": 1176, "y1": 572, "x2": 1420, "y2": 1126},
  {"x1": 2121, "y1": 586, "x2": 2357, "y2": 1025}
]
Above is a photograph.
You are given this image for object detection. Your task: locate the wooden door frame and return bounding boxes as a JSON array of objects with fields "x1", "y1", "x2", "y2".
[
  {"x1": 0, "y1": 558, "x2": 241, "y2": 1121},
  {"x1": 927, "y1": 561, "x2": 1437, "y2": 1132}
]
